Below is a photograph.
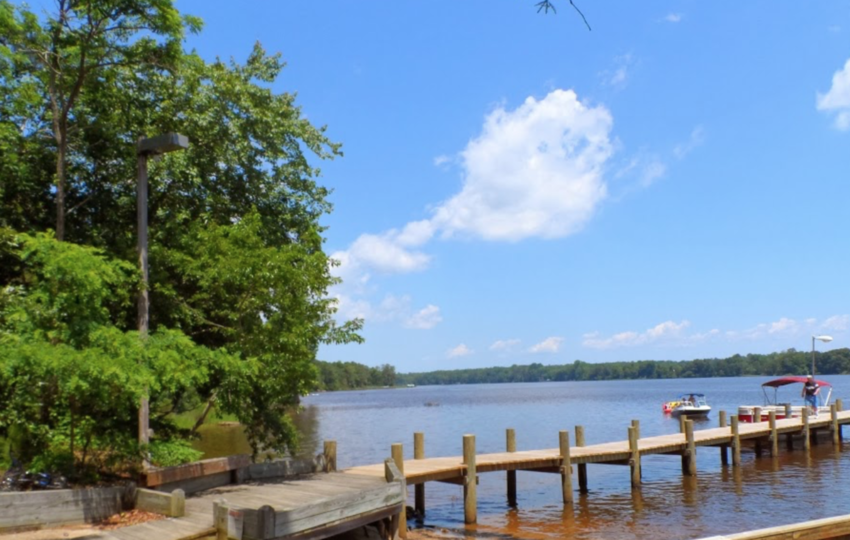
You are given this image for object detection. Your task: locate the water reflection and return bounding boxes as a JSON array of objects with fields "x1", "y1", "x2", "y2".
[{"x1": 197, "y1": 377, "x2": 850, "y2": 539}]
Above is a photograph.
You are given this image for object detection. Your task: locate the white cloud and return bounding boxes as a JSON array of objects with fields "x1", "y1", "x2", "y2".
[
  {"x1": 490, "y1": 339, "x2": 521, "y2": 351},
  {"x1": 664, "y1": 13, "x2": 682, "y2": 23},
  {"x1": 432, "y1": 89, "x2": 613, "y2": 242},
  {"x1": 768, "y1": 317, "x2": 799, "y2": 334},
  {"x1": 673, "y1": 126, "x2": 705, "y2": 159},
  {"x1": 332, "y1": 89, "x2": 615, "y2": 328},
  {"x1": 823, "y1": 315, "x2": 850, "y2": 332},
  {"x1": 529, "y1": 337, "x2": 564, "y2": 353},
  {"x1": 817, "y1": 58, "x2": 850, "y2": 131},
  {"x1": 601, "y1": 54, "x2": 635, "y2": 89},
  {"x1": 448, "y1": 344, "x2": 473, "y2": 358},
  {"x1": 639, "y1": 160, "x2": 666, "y2": 187},
  {"x1": 332, "y1": 293, "x2": 442, "y2": 330},
  {"x1": 405, "y1": 305, "x2": 442, "y2": 329},
  {"x1": 583, "y1": 320, "x2": 691, "y2": 349},
  {"x1": 584, "y1": 316, "x2": 848, "y2": 350},
  {"x1": 331, "y1": 221, "x2": 436, "y2": 280},
  {"x1": 433, "y1": 154, "x2": 451, "y2": 167}
]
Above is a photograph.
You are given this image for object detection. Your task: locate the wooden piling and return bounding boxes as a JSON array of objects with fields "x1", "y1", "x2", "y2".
[
  {"x1": 628, "y1": 425, "x2": 641, "y2": 487},
  {"x1": 506, "y1": 428, "x2": 517, "y2": 506},
  {"x1": 575, "y1": 425, "x2": 588, "y2": 493},
  {"x1": 559, "y1": 430, "x2": 573, "y2": 504},
  {"x1": 769, "y1": 411, "x2": 778, "y2": 456},
  {"x1": 719, "y1": 411, "x2": 728, "y2": 466},
  {"x1": 753, "y1": 407, "x2": 762, "y2": 423},
  {"x1": 631, "y1": 419, "x2": 640, "y2": 440},
  {"x1": 414, "y1": 432, "x2": 425, "y2": 518},
  {"x1": 685, "y1": 420, "x2": 696, "y2": 476},
  {"x1": 731, "y1": 415, "x2": 741, "y2": 467},
  {"x1": 679, "y1": 414, "x2": 688, "y2": 433},
  {"x1": 802, "y1": 408, "x2": 811, "y2": 451},
  {"x1": 832, "y1": 405, "x2": 840, "y2": 445},
  {"x1": 392, "y1": 443, "x2": 407, "y2": 537},
  {"x1": 785, "y1": 403, "x2": 792, "y2": 418},
  {"x1": 839, "y1": 399, "x2": 845, "y2": 439},
  {"x1": 463, "y1": 434, "x2": 477, "y2": 524},
  {"x1": 323, "y1": 440, "x2": 337, "y2": 472}
]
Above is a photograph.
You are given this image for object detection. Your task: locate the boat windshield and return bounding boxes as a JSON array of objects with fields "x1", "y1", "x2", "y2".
[{"x1": 678, "y1": 394, "x2": 708, "y2": 406}]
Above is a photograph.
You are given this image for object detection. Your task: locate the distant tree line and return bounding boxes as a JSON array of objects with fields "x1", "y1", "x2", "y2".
[
  {"x1": 316, "y1": 361, "x2": 396, "y2": 391},
  {"x1": 394, "y1": 348, "x2": 850, "y2": 386}
]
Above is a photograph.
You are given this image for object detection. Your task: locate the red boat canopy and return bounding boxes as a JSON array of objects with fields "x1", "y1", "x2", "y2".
[{"x1": 761, "y1": 376, "x2": 832, "y2": 388}]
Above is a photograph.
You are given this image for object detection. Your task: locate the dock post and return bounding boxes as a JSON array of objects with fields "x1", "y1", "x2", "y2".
[
  {"x1": 323, "y1": 440, "x2": 337, "y2": 472},
  {"x1": 831, "y1": 404, "x2": 840, "y2": 445},
  {"x1": 631, "y1": 419, "x2": 641, "y2": 440},
  {"x1": 838, "y1": 399, "x2": 844, "y2": 439},
  {"x1": 785, "y1": 403, "x2": 792, "y2": 418},
  {"x1": 559, "y1": 430, "x2": 573, "y2": 504},
  {"x1": 679, "y1": 414, "x2": 688, "y2": 433},
  {"x1": 731, "y1": 415, "x2": 741, "y2": 467},
  {"x1": 214, "y1": 500, "x2": 242, "y2": 540},
  {"x1": 719, "y1": 411, "x2": 728, "y2": 466},
  {"x1": 753, "y1": 407, "x2": 762, "y2": 423},
  {"x1": 802, "y1": 408, "x2": 811, "y2": 451},
  {"x1": 414, "y1": 432, "x2": 425, "y2": 519},
  {"x1": 392, "y1": 443, "x2": 407, "y2": 537},
  {"x1": 506, "y1": 428, "x2": 517, "y2": 506},
  {"x1": 769, "y1": 411, "x2": 778, "y2": 456},
  {"x1": 628, "y1": 425, "x2": 641, "y2": 487},
  {"x1": 575, "y1": 425, "x2": 588, "y2": 493},
  {"x1": 463, "y1": 434, "x2": 477, "y2": 524},
  {"x1": 683, "y1": 419, "x2": 697, "y2": 476}
]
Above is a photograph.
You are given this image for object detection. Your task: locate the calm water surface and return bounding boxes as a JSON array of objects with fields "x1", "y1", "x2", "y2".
[{"x1": 203, "y1": 376, "x2": 850, "y2": 539}]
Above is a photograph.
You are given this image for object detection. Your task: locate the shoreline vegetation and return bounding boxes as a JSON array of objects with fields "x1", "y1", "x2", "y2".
[{"x1": 322, "y1": 348, "x2": 850, "y2": 391}]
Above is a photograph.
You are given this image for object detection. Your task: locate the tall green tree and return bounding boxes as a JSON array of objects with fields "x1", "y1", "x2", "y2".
[
  {"x1": 0, "y1": 0, "x2": 363, "y2": 461},
  {"x1": 0, "y1": 0, "x2": 199, "y2": 240}
]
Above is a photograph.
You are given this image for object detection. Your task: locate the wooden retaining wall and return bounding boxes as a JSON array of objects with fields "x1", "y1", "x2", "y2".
[{"x1": 0, "y1": 486, "x2": 134, "y2": 533}]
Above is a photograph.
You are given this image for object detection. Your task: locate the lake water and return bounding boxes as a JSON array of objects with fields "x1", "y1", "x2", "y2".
[{"x1": 199, "y1": 376, "x2": 850, "y2": 539}]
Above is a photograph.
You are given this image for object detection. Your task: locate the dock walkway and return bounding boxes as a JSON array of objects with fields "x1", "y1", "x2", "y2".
[{"x1": 77, "y1": 407, "x2": 850, "y2": 539}]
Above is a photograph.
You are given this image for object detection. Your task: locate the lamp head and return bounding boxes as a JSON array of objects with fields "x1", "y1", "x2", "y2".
[{"x1": 814, "y1": 335, "x2": 834, "y2": 343}]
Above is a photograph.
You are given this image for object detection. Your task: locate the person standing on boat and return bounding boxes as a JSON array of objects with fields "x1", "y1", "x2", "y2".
[{"x1": 802, "y1": 375, "x2": 820, "y2": 416}]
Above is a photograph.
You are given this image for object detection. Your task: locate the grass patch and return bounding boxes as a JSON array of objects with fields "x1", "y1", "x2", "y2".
[{"x1": 170, "y1": 403, "x2": 240, "y2": 430}]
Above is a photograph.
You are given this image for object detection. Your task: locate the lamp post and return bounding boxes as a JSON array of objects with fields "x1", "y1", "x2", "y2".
[
  {"x1": 811, "y1": 334, "x2": 833, "y2": 377},
  {"x1": 137, "y1": 133, "x2": 189, "y2": 466}
]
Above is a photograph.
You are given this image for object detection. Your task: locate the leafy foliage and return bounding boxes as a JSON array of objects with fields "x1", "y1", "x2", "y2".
[
  {"x1": 0, "y1": 231, "x2": 239, "y2": 476},
  {"x1": 396, "y1": 349, "x2": 850, "y2": 386},
  {"x1": 0, "y1": 0, "x2": 363, "y2": 473}
]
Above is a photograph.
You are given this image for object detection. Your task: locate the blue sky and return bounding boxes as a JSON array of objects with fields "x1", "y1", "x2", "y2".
[{"x1": 174, "y1": 1, "x2": 850, "y2": 373}]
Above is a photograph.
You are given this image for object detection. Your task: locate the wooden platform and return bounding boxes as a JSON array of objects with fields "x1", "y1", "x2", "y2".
[
  {"x1": 97, "y1": 468, "x2": 404, "y2": 540},
  {"x1": 345, "y1": 409, "x2": 850, "y2": 483}
]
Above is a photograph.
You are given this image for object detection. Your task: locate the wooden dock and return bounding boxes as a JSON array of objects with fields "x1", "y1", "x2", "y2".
[
  {"x1": 346, "y1": 403, "x2": 850, "y2": 526},
  {"x1": 43, "y1": 403, "x2": 847, "y2": 540}
]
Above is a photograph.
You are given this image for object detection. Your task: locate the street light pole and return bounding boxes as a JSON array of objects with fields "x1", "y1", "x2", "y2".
[
  {"x1": 811, "y1": 334, "x2": 834, "y2": 377},
  {"x1": 136, "y1": 133, "x2": 189, "y2": 467}
]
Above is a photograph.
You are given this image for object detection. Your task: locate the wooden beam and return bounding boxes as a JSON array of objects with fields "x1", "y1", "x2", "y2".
[
  {"x1": 391, "y1": 443, "x2": 407, "y2": 538},
  {"x1": 413, "y1": 432, "x2": 425, "y2": 519},
  {"x1": 803, "y1": 408, "x2": 811, "y2": 451},
  {"x1": 506, "y1": 428, "x2": 517, "y2": 506},
  {"x1": 323, "y1": 441, "x2": 337, "y2": 473},
  {"x1": 463, "y1": 434, "x2": 477, "y2": 524},
  {"x1": 559, "y1": 430, "x2": 573, "y2": 504},
  {"x1": 719, "y1": 410, "x2": 728, "y2": 466},
  {"x1": 769, "y1": 411, "x2": 778, "y2": 457},
  {"x1": 575, "y1": 425, "x2": 588, "y2": 493},
  {"x1": 628, "y1": 425, "x2": 640, "y2": 488}
]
